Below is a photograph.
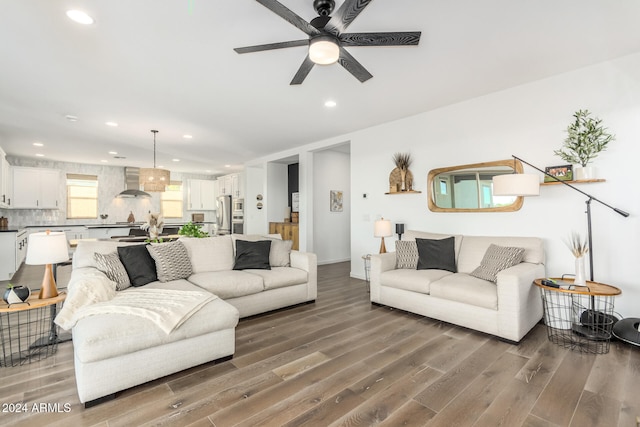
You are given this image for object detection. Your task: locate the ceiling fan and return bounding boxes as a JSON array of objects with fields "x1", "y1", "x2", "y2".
[{"x1": 234, "y1": 0, "x2": 421, "y2": 85}]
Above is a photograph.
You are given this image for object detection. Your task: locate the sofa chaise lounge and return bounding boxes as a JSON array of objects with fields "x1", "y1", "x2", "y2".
[{"x1": 56, "y1": 234, "x2": 317, "y2": 406}]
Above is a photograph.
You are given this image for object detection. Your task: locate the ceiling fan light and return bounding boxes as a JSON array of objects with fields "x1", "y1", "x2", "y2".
[{"x1": 309, "y1": 36, "x2": 339, "y2": 65}]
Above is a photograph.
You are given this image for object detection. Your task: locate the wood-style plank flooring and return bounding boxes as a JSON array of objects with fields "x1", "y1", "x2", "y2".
[{"x1": 1, "y1": 262, "x2": 639, "y2": 426}]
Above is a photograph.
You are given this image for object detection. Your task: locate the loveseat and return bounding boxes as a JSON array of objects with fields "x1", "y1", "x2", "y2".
[
  {"x1": 370, "y1": 230, "x2": 545, "y2": 342},
  {"x1": 55, "y1": 234, "x2": 317, "y2": 406}
]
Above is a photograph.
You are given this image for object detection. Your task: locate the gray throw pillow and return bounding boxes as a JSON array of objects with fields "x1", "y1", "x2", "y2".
[
  {"x1": 146, "y1": 240, "x2": 193, "y2": 282},
  {"x1": 415, "y1": 237, "x2": 457, "y2": 273},
  {"x1": 470, "y1": 244, "x2": 525, "y2": 283},
  {"x1": 94, "y1": 251, "x2": 131, "y2": 291},
  {"x1": 234, "y1": 240, "x2": 272, "y2": 270},
  {"x1": 395, "y1": 240, "x2": 418, "y2": 269}
]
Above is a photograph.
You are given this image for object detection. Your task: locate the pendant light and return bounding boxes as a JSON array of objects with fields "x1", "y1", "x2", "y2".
[{"x1": 139, "y1": 130, "x2": 170, "y2": 192}]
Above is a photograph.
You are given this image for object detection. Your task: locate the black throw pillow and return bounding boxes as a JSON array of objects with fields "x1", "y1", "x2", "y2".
[
  {"x1": 233, "y1": 240, "x2": 272, "y2": 270},
  {"x1": 117, "y1": 244, "x2": 158, "y2": 286},
  {"x1": 415, "y1": 237, "x2": 457, "y2": 273}
]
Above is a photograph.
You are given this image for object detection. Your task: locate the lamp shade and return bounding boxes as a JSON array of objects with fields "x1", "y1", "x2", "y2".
[
  {"x1": 374, "y1": 219, "x2": 393, "y2": 238},
  {"x1": 309, "y1": 35, "x2": 340, "y2": 65},
  {"x1": 140, "y1": 167, "x2": 170, "y2": 192},
  {"x1": 492, "y1": 174, "x2": 540, "y2": 197},
  {"x1": 25, "y1": 231, "x2": 69, "y2": 265}
]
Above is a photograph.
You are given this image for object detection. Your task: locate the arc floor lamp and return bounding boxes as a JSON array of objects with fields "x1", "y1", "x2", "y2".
[{"x1": 493, "y1": 155, "x2": 629, "y2": 282}]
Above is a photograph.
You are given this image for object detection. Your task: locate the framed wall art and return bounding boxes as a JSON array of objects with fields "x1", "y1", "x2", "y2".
[{"x1": 330, "y1": 190, "x2": 343, "y2": 212}]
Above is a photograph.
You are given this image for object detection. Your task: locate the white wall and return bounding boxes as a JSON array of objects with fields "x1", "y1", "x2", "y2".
[
  {"x1": 244, "y1": 164, "x2": 267, "y2": 235},
  {"x1": 266, "y1": 162, "x2": 289, "y2": 223},
  {"x1": 313, "y1": 149, "x2": 351, "y2": 264},
  {"x1": 246, "y1": 52, "x2": 640, "y2": 317}
]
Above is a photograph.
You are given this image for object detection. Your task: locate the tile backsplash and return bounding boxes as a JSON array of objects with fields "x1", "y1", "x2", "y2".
[{"x1": 1, "y1": 156, "x2": 217, "y2": 228}]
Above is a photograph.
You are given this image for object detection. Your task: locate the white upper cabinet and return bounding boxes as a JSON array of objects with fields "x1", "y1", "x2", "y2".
[
  {"x1": 187, "y1": 179, "x2": 216, "y2": 210},
  {"x1": 12, "y1": 167, "x2": 61, "y2": 209},
  {"x1": 0, "y1": 148, "x2": 11, "y2": 208},
  {"x1": 218, "y1": 173, "x2": 244, "y2": 198}
]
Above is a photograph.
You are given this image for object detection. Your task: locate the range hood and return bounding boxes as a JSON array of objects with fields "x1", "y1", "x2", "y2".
[{"x1": 116, "y1": 167, "x2": 151, "y2": 198}]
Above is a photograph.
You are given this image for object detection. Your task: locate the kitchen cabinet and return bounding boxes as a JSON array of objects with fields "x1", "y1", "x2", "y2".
[
  {"x1": 0, "y1": 230, "x2": 27, "y2": 280},
  {"x1": 187, "y1": 179, "x2": 216, "y2": 210},
  {"x1": 218, "y1": 173, "x2": 244, "y2": 198},
  {"x1": 268, "y1": 222, "x2": 299, "y2": 250},
  {"x1": 0, "y1": 147, "x2": 11, "y2": 208},
  {"x1": 12, "y1": 167, "x2": 61, "y2": 209}
]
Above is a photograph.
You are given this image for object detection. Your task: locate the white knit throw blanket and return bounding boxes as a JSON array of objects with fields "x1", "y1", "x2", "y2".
[{"x1": 72, "y1": 289, "x2": 216, "y2": 334}]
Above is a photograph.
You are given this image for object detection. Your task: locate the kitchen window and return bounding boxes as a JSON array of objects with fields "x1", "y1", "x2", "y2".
[
  {"x1": 161, "y1": 181, "x2": 183, "y2": 218},
  {"x1": 67, "y1": 174, "x2": 98, "y2": 219}
]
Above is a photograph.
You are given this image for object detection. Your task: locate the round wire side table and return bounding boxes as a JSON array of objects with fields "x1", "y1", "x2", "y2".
[{"x1": 534, "y1": 278, "x2": 620, "y2": 354}]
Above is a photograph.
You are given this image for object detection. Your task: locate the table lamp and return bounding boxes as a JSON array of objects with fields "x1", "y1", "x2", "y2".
[
  {"x1": 374, "y1": 218, "x2": 393, "y2": 253},
  {"x1": 25, "y1": 231, "x2": 69, "y2": 299}
]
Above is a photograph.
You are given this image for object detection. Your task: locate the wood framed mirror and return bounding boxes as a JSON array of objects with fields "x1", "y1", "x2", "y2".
[{"x1": 427, "y1": 159, "x2": 525, "y2": 212}]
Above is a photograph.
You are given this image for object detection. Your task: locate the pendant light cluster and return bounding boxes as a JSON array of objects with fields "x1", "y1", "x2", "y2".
[{"x1": 139, "y1": 129, "x2": 170, "y2": 192}]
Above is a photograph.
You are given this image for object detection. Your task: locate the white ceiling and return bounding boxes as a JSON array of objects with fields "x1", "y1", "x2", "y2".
[{"x1": 1, "y1": 0, "x2": 639, "y2": 175}]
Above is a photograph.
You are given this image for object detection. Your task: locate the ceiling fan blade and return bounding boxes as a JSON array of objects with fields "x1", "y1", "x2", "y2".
[
  {"x1": 255, "y1": 0, "x2": 320, "y2": 36},
  {"x1": 339, "y1": 31, "x2": 421, "y2": 47},
  {"x1": 324, "y1": 0, "x2": 373, "y2": 35},
  {"x1": 337, "y1": 47, "x2": 373, "y2": 83},
  {"x1": 290, "y1": 55, "x2": 315, "y2": 85},
  {"x1": 234, "y1": 40, "x2": 308, "y2": 54}
]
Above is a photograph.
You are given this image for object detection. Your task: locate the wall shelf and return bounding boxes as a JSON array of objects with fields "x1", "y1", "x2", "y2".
[
  {"x1": 541, "y1": 179, "x2": 605, "y2": 186},
  {"x1": 384, "y1": 190, "x2": 422, "y2": 195}
]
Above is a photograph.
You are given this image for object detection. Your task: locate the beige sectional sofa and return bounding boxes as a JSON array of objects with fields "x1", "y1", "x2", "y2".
[
  {"x1": 370, "y1": 230, "x2": 545, "y2": 342},
  {"x1": 56, "y1": 234, "x2": 317, "y2": 406}
]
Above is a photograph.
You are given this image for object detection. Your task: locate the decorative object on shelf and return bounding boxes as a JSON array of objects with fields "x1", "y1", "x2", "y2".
[
  {"x1": 565, "y1": 231, "x2": 589, "y2": 286},
  {"x1": 141, "y1": 212, "x2": 164, "y2": 241},
  {"x1": 494, "y1": 154, "x2": 629, "y2": 281},
  {"x1": 127, "y1": 211, "x2": 135, "y2": 223},
  {"x1": 0, "y1": 216, "x2": 7, "y2": 228},
  {"x1": 374, "y1": 218, "x2": 392, "y2": 254},
  {"x1": 178, "y1": 221, "x2": 208, "y2": 238},
  {"x1": 396, "y1": 223, "x2": 405, "y2": 240},
  {"x1": 390, "y1": 152, "x2": 413, "y2": 192},
  {"x1": 100, "y1": 213, "x2": 109, "y2": 224},
  {"x1": 25, "y1": 230, "x2": 69, "y2": 299},
  {"x1": 554, "y1": 109, "x2": 615, "y2": 180},
  {"x1": 544, "y1": 165, "x2": 573, "y2": 182},
  {"x1": 330, "y1": 190, "x2": 343, "y2": 212},
  {"x1": 140, "y1": 129, "x2": 170, "y2": 192},
  {"x1": 3, "y1": 284, "x2": 30, "y2": 306}
]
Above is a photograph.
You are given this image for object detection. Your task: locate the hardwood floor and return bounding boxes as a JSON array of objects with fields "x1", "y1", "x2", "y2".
[{"x1": 1, "y1": 262, "x2": 639, "y2": 426}]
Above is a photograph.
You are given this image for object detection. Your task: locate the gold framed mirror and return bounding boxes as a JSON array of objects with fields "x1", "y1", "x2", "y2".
[{"x1": 427, "y1": 159, "x2": 525, "y2": 212}]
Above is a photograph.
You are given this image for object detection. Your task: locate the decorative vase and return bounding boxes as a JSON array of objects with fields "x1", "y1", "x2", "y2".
[
  {"x1": 575, "y1": 166, "x2": 595, "y2": 180},
  {"x1": 3, "y1": 286, "x2": 31, "y2": 305},
  {"x1": 400, "y1": 168, "x2": 407, "y2": 191},
  {"x1": 574, "y1": 256, "x2": 587, "y2": 286}
]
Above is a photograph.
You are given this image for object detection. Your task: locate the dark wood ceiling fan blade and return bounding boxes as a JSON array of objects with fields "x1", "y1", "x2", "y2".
[
  {"x1": 339, "y1": 31, "x2": 421, "y2": 47},
  {"x1": 290, "y1": 55, "x2": 315, "y2": 85},
  {"x1": 255, "y1": 0, "x2": 320, "y2": 36},
  {"x1": 324, "y1": 0, "x2": 372, "y2": 35},
  {"x1": 337, "y1": 47, "x2": 373, "y2": 83},
  {"x1": 234, "y1": 40, "x2": 309, "y2": 54}
]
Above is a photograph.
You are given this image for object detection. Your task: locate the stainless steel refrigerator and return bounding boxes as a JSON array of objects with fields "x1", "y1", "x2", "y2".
[{"x1": 216, "y1": 195, "x2": 232, "y2": 234}]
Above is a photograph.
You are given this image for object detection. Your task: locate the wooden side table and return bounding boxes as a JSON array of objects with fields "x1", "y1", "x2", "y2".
[
  {"x1": 534, "y1": 278, "x2": 620, "y2": 354},
  {"x1": 0, "y1": 293, "x2": 66, "y2": 366}
]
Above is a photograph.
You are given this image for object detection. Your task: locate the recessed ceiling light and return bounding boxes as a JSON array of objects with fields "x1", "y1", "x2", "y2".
[
  {"x1": 33, "y1": 142, "x2": 44, "y2": 147},
  {"x1": 225, "y1": 164, "x2": 231, "y2": 168},
  {"x1": 100, "y1": 159, "x2": 108, "y2": 163},
  {"x1": 183, "y1": 135, "x2": 193, "y2": 139},
  {"x1": 105, "y1": 121, "x2": 118, "y2": 127},
  {"x1": 108, "y1": 151, "x2": 118, "y2": 155},
  {"x1": 172, "y1": 159, "x2": 180, "y2": 162},
  {"x1": 324, "y1": 100, "x2": 337, "y2": 108},
  {"x1": 205, "y1": 170, "x2": 212, "y2": 173},
  {"x1": 66, "y1": 10, "x2": 94, "y2": 25},
  {"x1": 35, "y1": 153, "x2": 44, "y2": 157},
  {"x1": 65, "y1": 114, "x2": 78, "y2": 122}
]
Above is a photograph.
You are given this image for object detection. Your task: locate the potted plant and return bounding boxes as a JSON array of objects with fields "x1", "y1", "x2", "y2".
[
  {"x1": 178, "y1": 221, "x2": 209, "y2": 238},
  {"x1": 554, "y1": 109, "x2": 615, "y2": 180},
  {"x1": 3, "y1": 284, "x2": 31, "y2": 305}
]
